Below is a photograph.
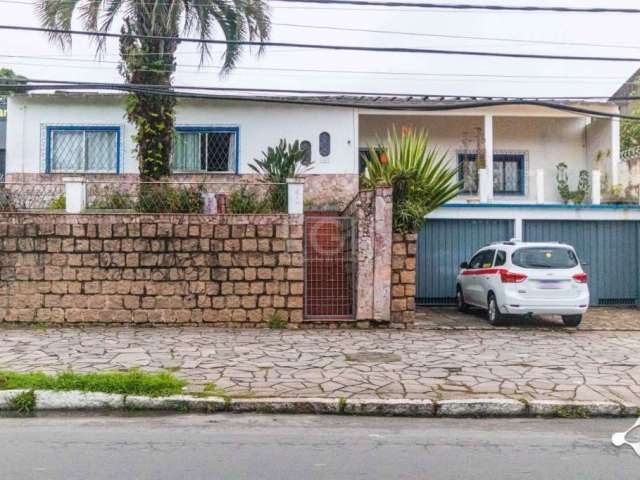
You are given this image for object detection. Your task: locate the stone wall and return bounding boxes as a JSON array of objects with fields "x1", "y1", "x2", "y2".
[
  {"x1": 391, "y1": 232, "x2": 417, "y2": 327},
  {"x1": 0, "y1": 213, "x2": 304, "y2": 326}
]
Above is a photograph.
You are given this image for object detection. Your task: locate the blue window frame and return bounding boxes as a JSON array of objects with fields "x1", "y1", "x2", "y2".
[
  {"x1": 45, "y1": 125, "x2": 120, "y2": 174},
  {"x1": 457, "y1": 153, "x2": 526, "y2": 195},
  {"x1": 173, "y1": 126, "x2": 239, "y2": 173}
]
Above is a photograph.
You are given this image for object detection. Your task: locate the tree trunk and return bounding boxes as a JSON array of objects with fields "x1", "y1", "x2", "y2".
[{"x1": 119, "y1": 17, "x2": 178, "y2": 181}]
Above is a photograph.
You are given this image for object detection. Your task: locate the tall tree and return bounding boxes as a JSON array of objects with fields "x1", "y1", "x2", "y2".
[{"x1": 38, "y1": 0, "x2": 270, "y2": 180}]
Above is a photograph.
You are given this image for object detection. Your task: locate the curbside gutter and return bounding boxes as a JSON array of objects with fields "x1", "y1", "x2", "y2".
[{"x1": 0, "y1": 390, "x2": 638, "y2": 418}]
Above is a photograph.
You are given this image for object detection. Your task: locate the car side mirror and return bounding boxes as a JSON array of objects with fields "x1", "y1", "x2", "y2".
[{"x1": 460, "y1": 261, "x2": 469, "y2": 269}]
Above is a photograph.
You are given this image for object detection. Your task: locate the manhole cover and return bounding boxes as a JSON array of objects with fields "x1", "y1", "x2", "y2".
[{"x1": 345, "y1": 352, "x2": 401, "y2": 363}]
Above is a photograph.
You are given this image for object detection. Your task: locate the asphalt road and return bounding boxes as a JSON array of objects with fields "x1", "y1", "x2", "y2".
[{"x1": 0, "y1": 414, "x2": 638, "y2": 479}]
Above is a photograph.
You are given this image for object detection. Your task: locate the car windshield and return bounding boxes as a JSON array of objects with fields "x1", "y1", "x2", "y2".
[{"x1": 512, "y1": 247, "x2": 579, "y2": 269}]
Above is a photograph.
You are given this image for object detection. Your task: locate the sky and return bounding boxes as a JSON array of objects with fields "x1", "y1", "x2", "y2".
[{"x1": 0, "y1": 0, "x2": 639, "y2": 98}]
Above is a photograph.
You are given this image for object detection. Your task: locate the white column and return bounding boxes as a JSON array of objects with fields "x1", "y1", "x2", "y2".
[
  {"x1": 484, "y1": 114, "x2": 494, "y2": 201},
  {"x1": 535, "y1": 169, "x2": 545, "y2": 204},
  {"x1": 591, "y1": 170, "x2": 601, "y2": 205},
  {"x1": 63, "y1": 177, "x2": 86, "y2": 213},
  {"x1": 478, "y1": 169, "x2": 489, "y2": 203},
  {"x1": 610, "y1": 118, "x2": 620, "y2": 186},
  {"x1": 514, "y1": 217, "x2": 523, "y2": 241},
  {"x1": 286, "y1": 178, "x2": 304, "y2": 214}
]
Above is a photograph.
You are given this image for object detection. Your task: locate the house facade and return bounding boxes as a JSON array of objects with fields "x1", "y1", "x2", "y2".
[{"x1": 5, "y1": 91, "x2": 640, "y2": 309}]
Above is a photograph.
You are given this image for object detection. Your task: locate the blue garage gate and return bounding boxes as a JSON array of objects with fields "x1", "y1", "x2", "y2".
[
  {"x1": 523, "y1": 220, "x2": 640, "y2": 306},
  {"x1": 416, "y1": 219, "x2": 514, "y2": 305},
  {"x1": 417, "y1": 217, "x2": 640, "y2": 307}
]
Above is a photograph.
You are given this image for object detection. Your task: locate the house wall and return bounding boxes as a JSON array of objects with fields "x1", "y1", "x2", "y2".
[
  {"x1": 585, "y1": 117, "x2": 615, "y2": 187},
  {"x1": 6, "y1": 95, "x2": 359, "y2": 207},
  {"x1": 358, "y1": 114, "x2": 590, "y2": 203}
]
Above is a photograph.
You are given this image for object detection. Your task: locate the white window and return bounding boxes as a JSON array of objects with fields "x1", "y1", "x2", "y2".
[{"x1": 172, "y1": 128, "x2": 238, "y2": 173}]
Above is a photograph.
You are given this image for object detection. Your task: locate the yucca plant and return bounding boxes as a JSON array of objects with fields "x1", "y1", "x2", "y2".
[
  {"x1": 361, "y1": 127, "x2": 462, "y2": 233},
  {"x1": 250, "y1": 139, "x2": 311, "y2": 212}
]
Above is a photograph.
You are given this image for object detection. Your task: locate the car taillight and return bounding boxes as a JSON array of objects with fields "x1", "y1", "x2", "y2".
[
  {"x1": 500, "y1": 270, "x2": 528, "y2": 283},
  {"x1": 573, "y1": 272, "x2": 588, "y2": 283}
]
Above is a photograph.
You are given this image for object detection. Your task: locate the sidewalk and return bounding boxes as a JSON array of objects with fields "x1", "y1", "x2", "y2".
[{"x1": 1, "y1": 323, "x2": 640, "y2": 405}]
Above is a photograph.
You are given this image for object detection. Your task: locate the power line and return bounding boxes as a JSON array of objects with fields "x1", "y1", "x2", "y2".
[
  {"x1": 3, "y1": 24, "x2": 640, "y2": 63},
  {"x1": 273, "y1": 0, "x2": 640, "y2": 14},
  {"x1": 273, "y1": 22, "x2": 640, "y2": 50},
  {"x1": 1, "y1": 53, "x2": 635, "y2": 85},
  {"x1": 3, "y1": 0, "x2": 639, "y2": 14},
  {"x1": 14, "y1": 78, "x2": 638, "y2": 102},
  {"x1": 5, "y1": 80, "x2": 639, "y2": 120}
]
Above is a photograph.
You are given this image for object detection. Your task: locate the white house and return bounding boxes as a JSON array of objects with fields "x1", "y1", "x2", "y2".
[{"x1": 5, "y1": 91, "x2": 640, "y2": 307}]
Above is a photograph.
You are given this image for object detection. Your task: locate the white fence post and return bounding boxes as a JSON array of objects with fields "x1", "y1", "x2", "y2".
[
  {"x1": 63, "y1": 177, "x2": 86, "y2": 213},
  {"x1": 591, "y1": 170, "x2": 601, "y2": 205},
  {"x1": 478, "y1": 169, "x2": 489, "y2": 203},
  {"x1": 535, "y1": 168, "x2": 545, "y2": 204},
  {"x1": 286, "y1": 178, "x2": 304, "y2": 214}
]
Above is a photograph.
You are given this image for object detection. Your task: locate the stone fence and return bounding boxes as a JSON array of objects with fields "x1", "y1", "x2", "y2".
[
  {"x1": 0, "y1": 213, "x2": 304, "y2": 326},
  {"x1": 0, "y1": 188, "x2": 417, "y2": 328}
]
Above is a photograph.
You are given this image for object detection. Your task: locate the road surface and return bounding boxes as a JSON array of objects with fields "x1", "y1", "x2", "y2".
[{"x1": 0, "y1": 414, "x2": 638, "y2": 479}]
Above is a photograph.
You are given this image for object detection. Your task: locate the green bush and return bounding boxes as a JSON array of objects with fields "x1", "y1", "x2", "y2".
[
  {"x1": 88, "y1": 188, "x2": 135, "y2": 210},
  {"x1": 48, "y1": 194, "x2": 66, "y2": 211},
  {"x1": 228, "y1": 186, "x2": 272, "y2": 214},
  {"x1": 0, "y1": 188, "x2": 16, "y2": 212},
  {"x1": 361, "y1": 127, "x2": 461, "y2": 233},
  {"x1": 137, "y1": 182, "x2": 204, "y2": 213}
]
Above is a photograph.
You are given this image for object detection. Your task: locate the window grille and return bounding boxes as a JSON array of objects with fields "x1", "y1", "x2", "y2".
[
  {"x1": 457, "y1": 152, "x2": 525, "y2": 195},
  {"x1": 47, "y1": 126, "x2": 119, "y2": 173},
  {"x1": 173, "y1": 128, "x2": 238, "y2": 173},
  {"x1": 319, "y1": 131, "x2": 330, "y2": 157},
  {"x1": 300, "y1": 140, "x2": 312, "y2": 166}
]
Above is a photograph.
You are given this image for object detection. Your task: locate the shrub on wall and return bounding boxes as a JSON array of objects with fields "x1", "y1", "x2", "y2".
[
  {"x1": 250, "y1": 139, "x2": 311, "y2": 213},
  {"x1": 137, "y1": 182, "x2": 204, "y2": 213},
  {"x1": 361, "y1": 127, "x2": 461, "y2": 233}
]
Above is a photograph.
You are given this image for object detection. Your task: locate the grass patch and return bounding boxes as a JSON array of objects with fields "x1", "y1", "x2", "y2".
[
  {"x1": 338, "y1": 396, "x2": 347, "y2": 414},
  {"x1": 8, "y1": 390, "x2": 36, "y2": 416},
  {"x1": 0, "y1": 369, "x2": 186, "y2": 397},
  {"x1": 268, "y1": 311, "x2": 288, "y2": 330},
  {"x1": 551, "y1": 405, "x2": 591, "y2": 419},
  {"x1": 31, "y1": 322, "x2": 48, "y2": 332}
]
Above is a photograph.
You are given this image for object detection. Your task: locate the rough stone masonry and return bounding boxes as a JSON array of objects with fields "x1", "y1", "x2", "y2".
[{"x1": 0, "y1": 213, "x2": 304, "y2": 326}]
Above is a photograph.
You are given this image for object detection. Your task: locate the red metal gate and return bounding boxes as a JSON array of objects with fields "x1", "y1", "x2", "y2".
[{"x1": 304, "y1": 214, "x2": 356, "y2": 318}]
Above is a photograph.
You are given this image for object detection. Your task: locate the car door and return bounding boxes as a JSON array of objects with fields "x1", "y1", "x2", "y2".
[
  {"x1": 462, "y1": 250, "x2": 489, "y2": 305},
  {"x1": 476, "y1": 249, "x2": 497, "y2": 307}
]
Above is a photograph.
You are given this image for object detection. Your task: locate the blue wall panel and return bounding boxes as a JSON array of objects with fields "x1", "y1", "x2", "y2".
[
  {"x1": 416, "y1": 219, "x2": 514, "y2": 305},
  {"x1": 523, "y1": 220, "x2": 639, "y2": 306}
]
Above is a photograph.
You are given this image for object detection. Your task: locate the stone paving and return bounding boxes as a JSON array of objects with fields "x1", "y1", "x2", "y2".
[
  {"x1": 417, "y1": 307, "x2": 640, "y2": 331},
  {"x1": 1, "y1": 309, "x2": 640, "y2": 404}
]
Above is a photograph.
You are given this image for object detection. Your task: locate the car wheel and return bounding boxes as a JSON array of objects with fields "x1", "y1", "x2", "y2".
[
  {"x1": 487, "y1": 293, "x2": 503, "y2": 326},
  {"x1": 456, "y1": 286, "x2": 468, "y2": 313},
  {"x1": 562, "y1": 315, "x2": 582, "y2": 327}
]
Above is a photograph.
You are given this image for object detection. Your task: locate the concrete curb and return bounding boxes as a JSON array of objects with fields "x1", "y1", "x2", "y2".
[{"x1": 0, "y1": 391, "x2": 638, "y2": 417}]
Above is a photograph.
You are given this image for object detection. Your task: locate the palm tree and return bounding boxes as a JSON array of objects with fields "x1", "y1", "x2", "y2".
[{"x1": 37, "y1": 0, "x2": 270, "y2": 180}]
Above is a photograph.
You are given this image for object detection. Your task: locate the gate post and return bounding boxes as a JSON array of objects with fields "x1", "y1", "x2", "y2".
[
  {"x1": 373, "y1": 187, "x2": 393, "y2": 322},
  {"x1": 287, "y1": 178, "x2": 304, "y2": 214}
]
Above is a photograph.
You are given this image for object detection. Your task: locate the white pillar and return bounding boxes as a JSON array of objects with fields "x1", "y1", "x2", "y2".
[
  {"x1": 286, "y1": 178, "x2": 304, "y2": 214},
  {"x1": 63, "y1": 177, "x2": 86, "y2": 213},
  {"x1": 514, "y1": 217, "x2": 523, "y2": 241},
  {"x1": 478, "y1": 169, "x2": 489, "y2": 203},
  {"x1": 591, "y1": 170, "x2": 601, "y2": 205},
  {"x1": 611, "y1": 118, "x2": 620, "y2": 186},
  {"x1": 535, "y1": 168, "x2": 545, "y2": 204},
  {"x1": 484, "y1": 114, "x2": 494, "y2": 201}
]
